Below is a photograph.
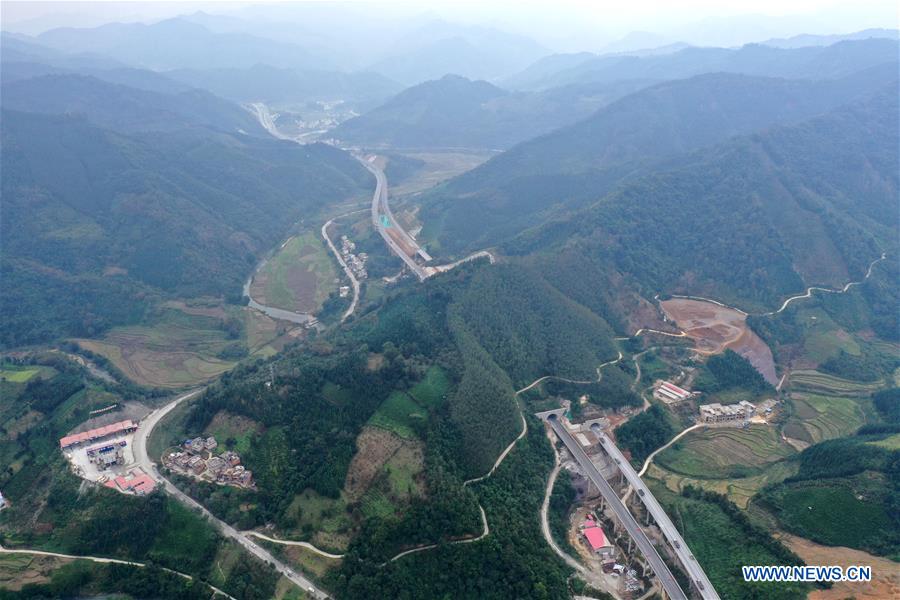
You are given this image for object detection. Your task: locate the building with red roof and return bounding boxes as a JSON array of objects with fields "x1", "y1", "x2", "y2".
[
  {"x1": 59, "y1": 420, "x2": 137, "y2": 449},
  {"x1": 582, "y1": 525, "x2": 614, "y2": 557}
]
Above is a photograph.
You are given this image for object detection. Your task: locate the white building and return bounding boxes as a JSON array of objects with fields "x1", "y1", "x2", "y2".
[{"x1": 699, "y1": 401, "x2": 755, "y2": 423}]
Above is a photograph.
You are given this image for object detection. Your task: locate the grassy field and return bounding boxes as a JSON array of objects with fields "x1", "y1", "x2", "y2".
[
  {"x1": 765, "y1": 477, "x2": 894, "y2": 551},
  {"x1": 368, "y1": 391, "x2": 427, "y2": 439},
  {"x1": 868, "y1": 433, "x2": 900, "y2": 450},
  {"x1": 408, "y1": 366, "x2": 450, "y2": 409},
  {"x1": 204, "y1": 410, "x2": 262, "y2": 455},
  {"x1": 656, "y1": 425, "x2": 794, "y2": 479},
  {"x1": 790, "y1": 370, "x2": 884, "y2": 396},
  {"x1": 251, "y1": 231, "x2": 338, "y2": 314},
  {"x1": 795, "y1": 308, "x2": 862, "y2": 364},
  {"x1": 74, "y1": 304, "x2": 285, "y2": 388},
  {"x1": 283, "y1": 490, "x2": 353, "y2": 552},
  {"x1": 785, "y1": 393, "x2": 866, "y2": 444}
]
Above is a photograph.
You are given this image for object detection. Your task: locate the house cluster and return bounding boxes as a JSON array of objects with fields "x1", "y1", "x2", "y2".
[
  {"x1": 653, "y1": 380, "x2": 697, "y2": 405},
  {"x1": 699, "y1": 400, "x2": 756, "y2": 424},
  {"x1": 163, "y1": 436, "x2": 254, "y2": 488},
  {"x1": 340, "y1": 235, "x2": 368, "y2": 280}
]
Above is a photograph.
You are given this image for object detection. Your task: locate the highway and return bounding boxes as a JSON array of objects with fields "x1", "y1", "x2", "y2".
[
  {"x1": 547, "y1": 416, "x2": 688, "y2": 600},
  {"x1": 596, "y1": 431, "x2": 719, "y2": 599},
  {"x1": 131, "y1": 391, "x2": 331, "y2": 599},
  {"x1": 360, "y1": 157, "x2": 429, "y2": 281}
]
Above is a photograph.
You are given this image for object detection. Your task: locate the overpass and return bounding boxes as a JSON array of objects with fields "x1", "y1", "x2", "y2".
[
  {"x1": 595, "y1": 430, "x2": 719, "y2": 599},
  {"x1": 547, "y1": 416, "x2": 688, "y2": 600}
]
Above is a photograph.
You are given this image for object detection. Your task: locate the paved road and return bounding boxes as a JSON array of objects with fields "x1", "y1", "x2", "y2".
[
  {"x1": 246, "y1": 532, "x2": 345, "y2": 559},
  {"x1": 321, "y1": 214, "x2": 364, "y2": 322},
  {"x1": 596, "y1": 431, "x2": 719, "y2": 599},
  {"x1": 0, "y1": 544, "x2": 236, "y2": 598},
  {"x1": 361, "y1": 158, "x2": 429, "y2": 281},
  {"x1": 131, "y1": 391, "x2": 331, "y2": 599},
  {"x1": 547, "y1": 417, "x2": 688, "y2": 600}
]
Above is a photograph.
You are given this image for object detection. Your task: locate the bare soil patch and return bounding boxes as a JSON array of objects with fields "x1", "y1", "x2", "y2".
[
  {"x1": 780, "y1": 533, "x2": 900, "y2": 600},
  {"x1": 661, "y1": 298, "x2": 777, "y2": 385}
]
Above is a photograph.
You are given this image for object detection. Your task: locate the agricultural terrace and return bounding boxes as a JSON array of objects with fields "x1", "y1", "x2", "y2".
[
  {"x1": 782, "y1": 392, "x2": 867, "y2": 446},
  {"x1": 656, "y1": 425, "x2": 794, "y2": 480},
  {"x1": 249, "y1": 231, "x2": 338, "y2": 314},
  {"x1": 789, "y1": 370, "x2": 884, "y2": 396},
  {"x1": 74, "y1": 304, "x2": 288, "y2": 388}
]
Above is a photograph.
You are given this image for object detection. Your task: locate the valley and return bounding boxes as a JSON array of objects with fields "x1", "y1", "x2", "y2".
[{"x1": 1, "y1": 10, "x2": 897, "y2": 600}]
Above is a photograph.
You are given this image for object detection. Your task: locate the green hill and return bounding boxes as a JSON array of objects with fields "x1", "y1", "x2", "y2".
[
  {"x1": 510, "y1": 88, "x2": 897, "y2": 312},
  {"x1": 0, "y1": 110, "x2": 369, "y2": 347},
  {"x1": 419, "y1": 68, "x2": 897, "y2": 258}
]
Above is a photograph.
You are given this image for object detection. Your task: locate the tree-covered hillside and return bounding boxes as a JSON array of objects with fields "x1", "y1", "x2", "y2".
[
  {"x1": 0, "y1": 109, "x2": 370, "y2": 347},
  {"x1": 419, "y1": 67, "x2": 897, "y2": 256},
  {"x1": 182, "y1": 262, "x2": 617, "y2": 535},
  {"x1": 330, "y1": 73, "x2": 651, "y2": 150},
  {"x1": 508, "y1": 87, "x2": 897, "y2": 312},
  {"x1": 0, "y1": 73, "x2": 266, "y2": 135}
]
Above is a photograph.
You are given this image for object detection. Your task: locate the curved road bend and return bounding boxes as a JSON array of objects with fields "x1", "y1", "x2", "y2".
[
  {"x1": 360, "y1": 158, "x2": 429, "y2": 281},
  {"x1": 0, "y1": 544, "x2": 235, "y2": 599},
  {"x1": 132, "y1": 391, "x2": 331, "y2": 599}
]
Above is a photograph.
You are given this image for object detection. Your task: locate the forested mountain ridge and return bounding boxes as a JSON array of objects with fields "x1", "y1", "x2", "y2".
[
  {"x1": 513, "y1": 86, "x2": 898, "y2": 313},
  {"x1": 0, "y1": 109, "x2": 370, "y2": 347},
  {"x1": 505, "y1": 37, "x2": 900, "y2": 90},
  {"x1": 329, "y1": 73, "x2": 654, "y2": 150},
  {"x1": 0, "y1": 73, "x2": 266, "y2": 135},
  {"x1": 418, "y1": 66, "x2": 898, "y2": 257}
]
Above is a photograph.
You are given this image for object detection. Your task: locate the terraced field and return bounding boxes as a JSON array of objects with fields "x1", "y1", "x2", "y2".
[
  {"x1": 656, "y1": 425, "x2": 794, "y2": 480},
  {"x1": 790, "y1": 370, "x2": 884, "y2": 396},
  {"x1": 785, "y1": 393, "x2": 866, "y2": 444},
  {"x1": 74, "y1": 305, "x2": 284, "y2": 388},
  {"x1": 648, "y1": 461, "x2": 797, "y2": 508}
]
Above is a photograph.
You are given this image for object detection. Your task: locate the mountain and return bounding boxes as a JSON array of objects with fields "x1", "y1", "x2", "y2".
[
  {"x1": 418, "y1": 66, "x2": 898, "y2": 256},
  {"x1": 0, "y1": 73, "x2": 263, "y2": 135},
  {"x1": 0, "y1": 111, "x2": 370, "y2": 347},
  {"x1": 33, "y1": 17, "x2": 329, "y2": 71},
  {"x1": 0, "y1": 32, "x2": 126, "y2": 71},
  {"x1": 366, "y1": 20, "x2": 547, "y2": 84},
  {"x1": 759, "y1": 28, "x2": 899, "y2": 49},
  {"x1": 163, "y1": 64, "x2": 402, "y2": 110},
  {"x1": 505, "y1": 38, "x2": 899, "y2": 90},
  {"x1": 512, "y1": 87, "x2": 897, "y2": 317},
  {"x1": 329, "y1": 74, "x2": 655, "y2": 150}
]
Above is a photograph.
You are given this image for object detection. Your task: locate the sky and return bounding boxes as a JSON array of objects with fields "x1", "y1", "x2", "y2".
[{"x1": 2, "y1": 0, "x2": 897, "y2": 51}]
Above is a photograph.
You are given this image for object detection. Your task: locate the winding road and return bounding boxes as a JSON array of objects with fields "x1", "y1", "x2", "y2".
[
  {"x1": 130, "y1": 391, "x2": 332, "y2": 599},
  {"x1": 0, "y1": 544, "x2": 236, "y2": 599}
]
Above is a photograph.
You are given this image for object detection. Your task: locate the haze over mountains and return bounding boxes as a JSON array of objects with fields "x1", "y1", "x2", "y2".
[{"x1": 1, "y1": 5, "x2": 898, "y2": 600}]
